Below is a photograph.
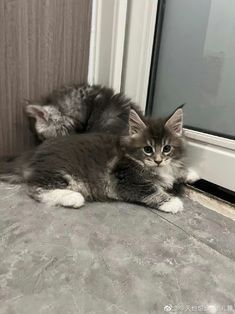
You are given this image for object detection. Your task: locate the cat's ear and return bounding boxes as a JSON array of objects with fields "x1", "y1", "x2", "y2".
[
  {"x1": 165, "y1": 107, "x2": 183, "y2": 136},
  {"x1": 129, "y1": 109, "x2": 147, "y2": 135},
  {"x1": 25, "y1": 104, "x2": 49, "y2": 121}
]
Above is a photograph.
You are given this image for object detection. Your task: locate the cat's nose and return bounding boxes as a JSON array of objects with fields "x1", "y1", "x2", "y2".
[{"x1": 155, "y1": 159, "x2": 162, "y2": 166}]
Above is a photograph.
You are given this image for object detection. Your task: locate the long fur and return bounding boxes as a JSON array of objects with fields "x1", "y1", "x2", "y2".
[
  {"x1": 0, "y1": 110, "x2": 197, "y2": 213},
  {"x1": 0, "y1": 152, "x2": 33, "y2": 183},
  {"x1": 25, "y1": 84, "x2": 143, "y2": 142}
]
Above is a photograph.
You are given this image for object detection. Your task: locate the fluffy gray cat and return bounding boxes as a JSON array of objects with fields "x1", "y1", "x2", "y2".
[
  {"x1": 0, "y1": 107, "x2": 199, "y2": 213},
  {"x1": 25, "y1": 84, "x2": 142, "y2": 141}
]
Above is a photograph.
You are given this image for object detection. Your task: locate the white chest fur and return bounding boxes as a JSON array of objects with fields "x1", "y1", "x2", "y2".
[{"x1": 158, "y1": 165, "x2": 175, "y2": 189}]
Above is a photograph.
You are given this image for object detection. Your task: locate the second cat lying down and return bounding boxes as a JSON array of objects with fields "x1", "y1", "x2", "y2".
[
  {"x1": 0, "y1": 108, "x2": 198, "y2": 213},
  {"x1": 25, "y1": 84, "x2": 142, "y2": 141}
]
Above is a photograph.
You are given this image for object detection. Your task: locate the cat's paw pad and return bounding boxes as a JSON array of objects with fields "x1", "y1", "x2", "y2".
[
  {"x1": 159, "y1": 197, "x2": 183, "y2": 213},
  {"x1": 60, "y1": 191, "x2": 85, "y2": 208},
  {"x1": 186, "y1": 168, "x2": 200, "y2": 184}
]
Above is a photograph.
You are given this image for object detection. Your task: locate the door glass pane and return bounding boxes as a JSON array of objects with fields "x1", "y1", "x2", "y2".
[{"x1": 151, "y1": 0, "x2": 235, "y2": 139}]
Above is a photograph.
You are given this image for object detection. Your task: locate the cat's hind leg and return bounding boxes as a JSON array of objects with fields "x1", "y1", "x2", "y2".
[{"x1": 28, "y1": 186, "x2": 85, "y2": 208}]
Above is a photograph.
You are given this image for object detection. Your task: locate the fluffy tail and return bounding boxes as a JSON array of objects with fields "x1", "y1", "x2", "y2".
[{"x1": 0, "y1": 151, "x2": 33, "y2": 183}]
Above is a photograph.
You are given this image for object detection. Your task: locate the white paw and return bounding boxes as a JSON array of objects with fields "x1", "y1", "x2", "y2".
[
  {"x1": 186, "y1": 168, "x2": 200, "y2": 184},
  {"x1": 41, "y1": 189, "x2": 85, "y2": 208},
  {"x1": 60, "y1": 191, "x2": 85, "y2": 208},
  {"x1": 159, "y1": 197, "x2": 183, "y2": 214}
]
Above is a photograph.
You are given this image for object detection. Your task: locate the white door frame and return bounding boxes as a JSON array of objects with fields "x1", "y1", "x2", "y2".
[
  {"x1": 88, "y1": 0, "x2": 235, "y2": 192},
  {"x1": 184, "y1": 129, "x2": 235, "y2": 191},
  {"x1": 88, "y1": 0, "x2": 158, "y2": 109},
  {"x1": 88, "y1": 0, "x2": 128, "y2": 92}
]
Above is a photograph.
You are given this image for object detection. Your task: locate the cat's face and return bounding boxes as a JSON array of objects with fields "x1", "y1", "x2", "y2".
[
  {"x1": 26, "y1": 104, "x2": 74, "y2": 141},
  {"x1": 124, "y1": 108, "x2": 185, "y2": 169}
]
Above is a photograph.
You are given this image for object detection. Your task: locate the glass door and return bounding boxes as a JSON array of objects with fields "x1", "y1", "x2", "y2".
[{"x1": 147, "y1": 0, "x2": 235, "y2": 192}]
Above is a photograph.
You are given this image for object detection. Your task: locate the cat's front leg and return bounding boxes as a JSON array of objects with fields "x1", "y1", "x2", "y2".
[
  {"x1": 158, "y1": 197, "x2": 184, "y2": 213},
  {"x1": 114, "y1": 158, "x2": 183, "y2": 213},
  {"x1": 142, "y1": 190, "x2": 184, "y2": 214},
  {"x1": 185, "y1": 168, "x2": 200, "y2": 184}
]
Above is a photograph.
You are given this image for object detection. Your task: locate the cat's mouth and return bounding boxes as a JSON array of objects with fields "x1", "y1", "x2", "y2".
[{"x1": 155, "y1": 161, "x2": 163, "y2": 167}]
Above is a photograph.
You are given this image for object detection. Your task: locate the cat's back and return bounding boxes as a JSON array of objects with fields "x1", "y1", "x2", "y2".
[
  {"x1": 32, "y1": 133, "x2": 120, "y2": 169},
  {"x1": 45, "y1": 84, "x2": 101, "y2": 113}
]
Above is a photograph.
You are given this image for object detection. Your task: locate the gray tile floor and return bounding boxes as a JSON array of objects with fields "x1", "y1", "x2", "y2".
[{"x1": 0, "y1": 182, "x2": 235, "y2": 314}]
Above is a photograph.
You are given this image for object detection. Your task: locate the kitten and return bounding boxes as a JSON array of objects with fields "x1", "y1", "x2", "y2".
[
  {"x1": 25, "y1": 84, "x2": 142, "y2": 141},
  {"x1": 0, "y1": 108, "x2": 196, "y2": 213}
]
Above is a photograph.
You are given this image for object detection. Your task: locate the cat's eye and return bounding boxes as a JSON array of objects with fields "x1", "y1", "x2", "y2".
[
  {"x1": 163, "y1": 144, "x2": 172, "y2": 153},
  {"x1": 143, "y1": 146, "x2": 154, "y2": 155}
]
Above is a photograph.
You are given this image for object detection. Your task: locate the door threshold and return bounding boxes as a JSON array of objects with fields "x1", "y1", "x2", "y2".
[{"x1": 185, "y1": 185, "x2": 235, "y2": 221}]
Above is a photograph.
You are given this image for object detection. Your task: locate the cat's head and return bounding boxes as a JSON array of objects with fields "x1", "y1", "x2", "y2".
[
  {"x1": 25, "y1": 103, "x2": 74, "y2": 141},
  {"x1": 123, "y1": 107, "x2": 185, "y2": 169}
]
